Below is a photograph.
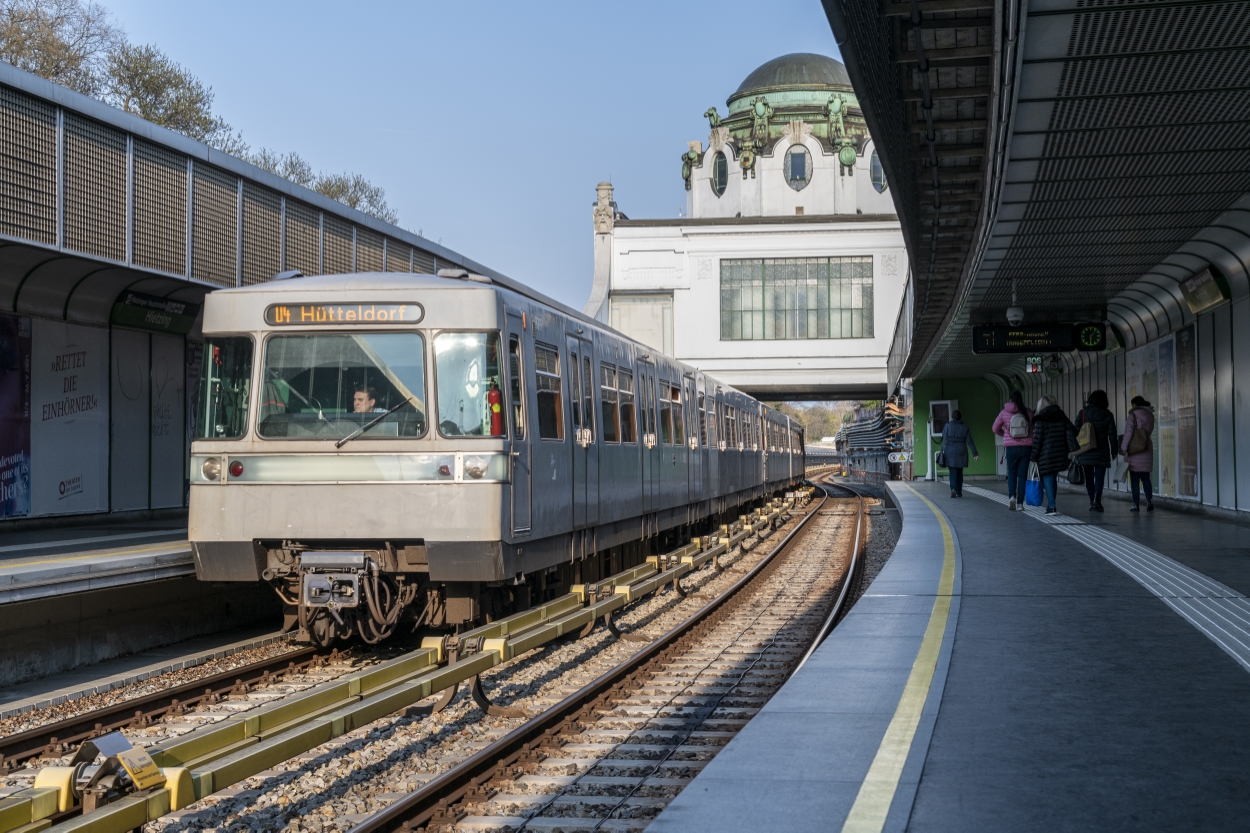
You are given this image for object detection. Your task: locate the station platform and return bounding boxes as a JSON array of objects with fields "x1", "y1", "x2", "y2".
[
  {"x1": 0, "y1": 518, "x2": 191, "y2": 603},
  {"x1": 651, "y1": 479, "x2": 1250, "y2": 831}
]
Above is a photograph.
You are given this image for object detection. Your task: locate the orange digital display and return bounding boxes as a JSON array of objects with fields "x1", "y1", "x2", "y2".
[{"x1": 265, "y1": 303, "x2": 424, "y2": 326}]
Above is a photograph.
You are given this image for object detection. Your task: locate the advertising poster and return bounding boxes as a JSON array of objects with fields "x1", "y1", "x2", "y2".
[
  {"x1": 1157, "y1": 337, "x2": 1176, "y2": 498},
  {"x1": 0, "y1": 314, "x2": 31, "y2": 518},
  {"x1": 31, "y1": 321, "x2": 109, "y2": 515},
  {"x1": 1174, "y1": 325, "x2": 1198, "y2": 499}
]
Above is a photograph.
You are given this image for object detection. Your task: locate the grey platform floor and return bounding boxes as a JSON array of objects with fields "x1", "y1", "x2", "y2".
[
  {"x1": 0, "y1": 517, "x2": 191, "y2": 602},
  {"x1": 649, "y1": 480, "x2": 1250, "y2": 832}
]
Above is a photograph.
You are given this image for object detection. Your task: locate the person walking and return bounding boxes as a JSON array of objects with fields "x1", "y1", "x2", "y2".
[
  {"x1": 1073, "y1": 390, "x2": 1118, "y2": 512},
  {"x1": 1121, "y1": 396, "x2": 1155, "y2": 512},
  {"x1": 1030, "y1": 395, "x2": 1076, "y2": 515},
  {"x1": 940, "y1": 409, "x2": 978, "y2": 498},
  {"x1": 992, "y1": 390, "x2": 1033, "y2": 511}
]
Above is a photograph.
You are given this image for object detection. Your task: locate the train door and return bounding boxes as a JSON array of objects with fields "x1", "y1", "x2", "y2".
[
  {"x1": 639, "y1": 360, "x2": 660, "y2": 513},
  {"x1": 686, "y1": 375, "x2": 702, "y2": 504},
  {"x1": 505, "y1": 311, "x2": 531, "y2": 534},
  {"x1": 566, "y1": 334, "x2": 599, "y2": 528}
]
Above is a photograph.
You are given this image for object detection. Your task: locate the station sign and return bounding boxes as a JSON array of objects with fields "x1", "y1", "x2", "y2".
[
  {"x1": 265, "y1": 303, "x2": 424, "y2": 326},
  {"x1": 111, "y1": 291, "x2": 201, "y2": 335},
  {"x1": 972, "y1": 323, "x2": 1104, "y2": 354},
  {"x1": 1025, "y1": 355, "x2": 1043, "y2": 373}
]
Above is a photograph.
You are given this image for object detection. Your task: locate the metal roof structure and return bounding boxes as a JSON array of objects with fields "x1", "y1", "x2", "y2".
[
  {"x1": 824, "y1": 0, "x2": 1250, "y2": 385},
  {"x1": 0, "y1": 62, "x2": 506, "y2": 329}
]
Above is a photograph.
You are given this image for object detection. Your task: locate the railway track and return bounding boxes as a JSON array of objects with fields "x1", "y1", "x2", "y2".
[
  {"x1": 352, "y1": 478, "x2": 862, "y2": 832},
  {"x1": 0, "y1": 479, "x2": 851, "y2": 833}
]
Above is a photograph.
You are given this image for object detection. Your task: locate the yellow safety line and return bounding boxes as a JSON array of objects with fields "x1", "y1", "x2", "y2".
[
  {"x1": 0, "y1": 542, "x2": 189, "y2": 570},
  {"x1": 841, "y1": 483, "x2": 955, "y2": 833}
]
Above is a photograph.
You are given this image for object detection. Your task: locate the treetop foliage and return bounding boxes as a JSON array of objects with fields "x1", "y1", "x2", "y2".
[{"x1": 0, "y1": 0, "x2": 398, "y2": 224}]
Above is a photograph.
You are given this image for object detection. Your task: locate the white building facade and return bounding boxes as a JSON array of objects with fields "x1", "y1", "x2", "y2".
[{"x1": 584, "y1": 54, "x2": 907, "y2": 400}]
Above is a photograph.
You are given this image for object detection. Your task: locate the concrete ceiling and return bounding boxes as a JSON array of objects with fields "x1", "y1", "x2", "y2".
[{"x1": 824, "y1": 0, "x2": 1250, "y2": 382}]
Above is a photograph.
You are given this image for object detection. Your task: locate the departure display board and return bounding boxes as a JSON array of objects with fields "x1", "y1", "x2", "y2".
[
  {"x1": 265, "y1": 303, "x2": 424, "y2": 326},
  {"x1": 972, "y1": 323, "x2": 1104, "y2": 354}
]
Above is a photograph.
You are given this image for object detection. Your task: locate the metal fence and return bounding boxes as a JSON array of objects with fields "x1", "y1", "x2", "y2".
[{"x1": 0, "y1": 65, "x2": 480, "y2": 289}]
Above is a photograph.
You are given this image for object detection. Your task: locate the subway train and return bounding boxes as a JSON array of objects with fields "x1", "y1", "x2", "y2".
[{"x1": 189, "y1": 269, "x2": 806, "y2": 646}]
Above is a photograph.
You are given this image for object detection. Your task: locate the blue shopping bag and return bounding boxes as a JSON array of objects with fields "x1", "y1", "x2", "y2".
[{"x1": 1024, "y1": 463, "x2": 1043, "y2": 507}]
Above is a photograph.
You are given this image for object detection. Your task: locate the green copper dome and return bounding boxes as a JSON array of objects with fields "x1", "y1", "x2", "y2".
[{"x1": 727, "y1": 53, "x2": 857, "y2": 115}]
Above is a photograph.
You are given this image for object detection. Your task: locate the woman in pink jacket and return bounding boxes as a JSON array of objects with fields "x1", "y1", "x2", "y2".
[
  {"x1": 1120, "y1": 396, "x2": 1155, "y2": 512},
  {"x1": 992, "y1": 390, "x2": 1033, "y2": 511}
]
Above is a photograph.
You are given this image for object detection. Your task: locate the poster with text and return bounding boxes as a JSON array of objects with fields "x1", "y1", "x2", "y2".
[
  {"x1": 0, "y1": 314, "x2": 31, "y2": 518},
  {"x1": 31, "y1": 320, "x2": 109, "y2": 515},
  {"x1": 1157, "y1": 337, "x2": 1176, "y2": 498},
  {"x1": 1174, "y1": 325, "x2": 1198, "y2": 499}
]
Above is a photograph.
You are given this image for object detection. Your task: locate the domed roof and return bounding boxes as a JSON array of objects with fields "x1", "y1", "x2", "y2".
[{"x1": 733, "y1": 53, "x2": 851, "y2": 97}]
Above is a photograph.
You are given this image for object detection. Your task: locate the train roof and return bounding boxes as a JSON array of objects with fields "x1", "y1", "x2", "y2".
[{"x1": 216, "y1": 271, "x2": 598, "y2": 332}]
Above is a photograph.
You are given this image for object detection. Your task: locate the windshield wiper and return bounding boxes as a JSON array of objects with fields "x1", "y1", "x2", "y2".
[{"x1": 335, "y1": 397, "x2": 412, "y2": 449}]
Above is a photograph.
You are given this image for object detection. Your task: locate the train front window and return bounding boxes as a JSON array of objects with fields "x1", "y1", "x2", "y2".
[
  {"x1": 258, "y1": 333, "x2": 427, "y2": 439},
  {"x1": 196, "y1": 337, "x2": 253, "y2": 439},
  {"x1": 435, "y1": 332, "x2": 506, "y2": 437}
]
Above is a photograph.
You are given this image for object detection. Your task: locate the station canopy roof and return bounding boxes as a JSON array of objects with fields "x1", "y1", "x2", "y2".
[{"x1": 825, "y1": 0, "x2": 1250, "y2": 385}]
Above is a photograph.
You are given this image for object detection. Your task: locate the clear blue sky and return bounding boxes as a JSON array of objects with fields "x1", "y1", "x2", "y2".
[{"x1": 105, "y1": 0, "x2": 840, "y2": 309}]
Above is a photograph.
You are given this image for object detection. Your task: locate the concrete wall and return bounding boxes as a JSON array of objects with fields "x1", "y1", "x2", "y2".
[{"x1": 0, "y1": 575, "x2": 280, "y2": 687}]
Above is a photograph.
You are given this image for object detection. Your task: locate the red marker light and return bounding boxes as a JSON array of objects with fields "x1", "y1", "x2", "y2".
[
  {"x1": 229, "y1": 460, "x2": 244, "y2": 477},
  {"x1": 438, "y1": 464, "x2": 451, "y2": 476}
]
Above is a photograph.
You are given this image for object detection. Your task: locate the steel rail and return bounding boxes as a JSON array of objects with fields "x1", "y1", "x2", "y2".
[
  {"x1": 353, "y1": 488, "x2": 831, "y2": 833},
  {"x1": 0, "y1": 645, "x2": 324, "y2": 772},
  {"x1": 794, "y1": 477, "x2": 869, "y2": 672}
]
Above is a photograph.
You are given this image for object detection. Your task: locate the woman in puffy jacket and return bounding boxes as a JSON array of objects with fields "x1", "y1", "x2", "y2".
[
  {"x1": 992, "y1": 390, "x2": 1033, "y2": 511},
  {"x1": 1120, "y1": 396, "x2": 1155, "y2": 512},
  {"x1": 1030, "y1": 395, "x2": 1076, "y2": 515},
  {"x1": 1073, "y1": 390, "x2": 1117, "y2": 513}
]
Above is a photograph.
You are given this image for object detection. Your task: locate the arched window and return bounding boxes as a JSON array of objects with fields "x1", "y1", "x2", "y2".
[
  {"x1": 711, "y1": 152, "x2": 728, "y2": 197},
  {"x1": 870, "y1": 149, "x2": 888, "y2": 193},
  {"x1": 784, "y1": 145, "x2": 811, "y2": 191}
]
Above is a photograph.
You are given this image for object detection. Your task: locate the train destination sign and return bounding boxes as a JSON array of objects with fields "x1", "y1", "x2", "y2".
[
  {"x1": 265, "y1": 303, "x2": 424, "y2": 326},
  {"x1": 972, "y1": 323, "x2": 1105, "y2": 354}
]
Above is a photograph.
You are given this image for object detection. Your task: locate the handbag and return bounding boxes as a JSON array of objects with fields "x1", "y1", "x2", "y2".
[
  {"x1": 1025, "y1": 462, "x2": 1044, "y2": 507},
  {"x1": 936, "y1": 450, "x2": 947, "y2": 469},
  {"x1": 1067, "y1": 461, "x2": 1085, "y2": 485},
  {"x1": 1126, "y1": 415, "x2": 1150, "y2": 455},
  {"x1": 1073, "y1": 409, "x2": 1096, "y2": 456},
  {"x1": 1113, "y1": 456, "x2": 1130, "y2": 483}
]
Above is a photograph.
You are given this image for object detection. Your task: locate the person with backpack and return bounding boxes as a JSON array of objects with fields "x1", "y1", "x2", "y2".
[
  {"x1": 1120, "y1": 396, "x2": 1155, "y2": 512},
  {"x1": 1030, "y1": 394, "x2": 1077, "y2": 515},
  {"x1": 1073, "y1": 390, "x2": 1117, "y2": 512},
  {"x1": 939, "y1": 410, "x2": 978, "y2": 498},
  {"x1": 992, "y1": 390, "x2": 1033, "y2": 511}
]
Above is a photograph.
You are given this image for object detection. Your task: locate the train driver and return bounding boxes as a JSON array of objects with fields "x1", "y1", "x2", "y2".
[{"x1": 353, "y1": 385, "x2": 386, "y2": 413}]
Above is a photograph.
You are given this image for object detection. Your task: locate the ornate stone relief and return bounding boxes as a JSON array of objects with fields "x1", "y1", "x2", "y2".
[
  {"x1": 782, "y1": 120, "x2": 812, "y2": 145},
  {"x1": 697, "y1": 258, "x2": 714, "y2": 280},
  {"x1": 881, "y1": 253, "x2": 898, "y2": 276},
  {"x1": 593, "y1": 182, "x2": 615, "y2": 234}
]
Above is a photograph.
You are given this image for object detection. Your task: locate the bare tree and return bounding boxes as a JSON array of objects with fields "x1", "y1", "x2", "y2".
[
  {"x1": 104, "y1": 42, "x2": 246, "y2": 154},
  {"x1": 0, "y1": 0, "x2": 119, "y2": 94},
  {"x1": 246, "y1": 149, "x2": 398, "y2": 224}
]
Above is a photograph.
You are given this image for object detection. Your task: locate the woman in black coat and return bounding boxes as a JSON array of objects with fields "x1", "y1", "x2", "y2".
[
  {"x1": 1073, "y1": 389, "x2": 1117, "y2": 512},
  {"x1": 1030, "y1": 395, "x2": 1076, "y2": 515}
]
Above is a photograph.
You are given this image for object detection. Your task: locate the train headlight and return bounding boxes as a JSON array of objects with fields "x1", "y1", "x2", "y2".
[{"x1": 201, "y1": 457, "x2": 221, "y2": 481}]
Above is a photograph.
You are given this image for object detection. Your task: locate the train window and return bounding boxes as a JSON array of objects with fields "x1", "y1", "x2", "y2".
[
  {"x1": 658, "y1": 382, "x2": 673, "y2": 445},
  {"x1": 582, "y1": 356, "x2": 595, "y2": 441},
  {"x1": 618, "y1": 370, "x2": 636, "y2": 443},
  {"x1": 435, "y1": 332, "x2": 505, "y2": 437},
  {"x1": 600, "y1": 364, "x2": 619, "y2": 443},
  {"x1": 258, "y1": 333, "x2": 426, "y2": 439},
  {"x1": 508, "y1": 336, "x2": 524, "y2": 441},
  {"x1": 534, "y1": 344, "x2": 564, "y2": 440},
  {"x1": 568, "y1": 349, "x2": 582, "y2": 434},
  {"x1": 671, "y1": 385, "x2": 684, "y2": 445},
  {"x1": 697, "y1": 392, "x2": 708, "y2": 446},
  {"x1": 196, "y1": 336, "x2": 253, "y2": 439},
  {"x1": 650, "y1": 377, "x2": 660, "y2": 440}
]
